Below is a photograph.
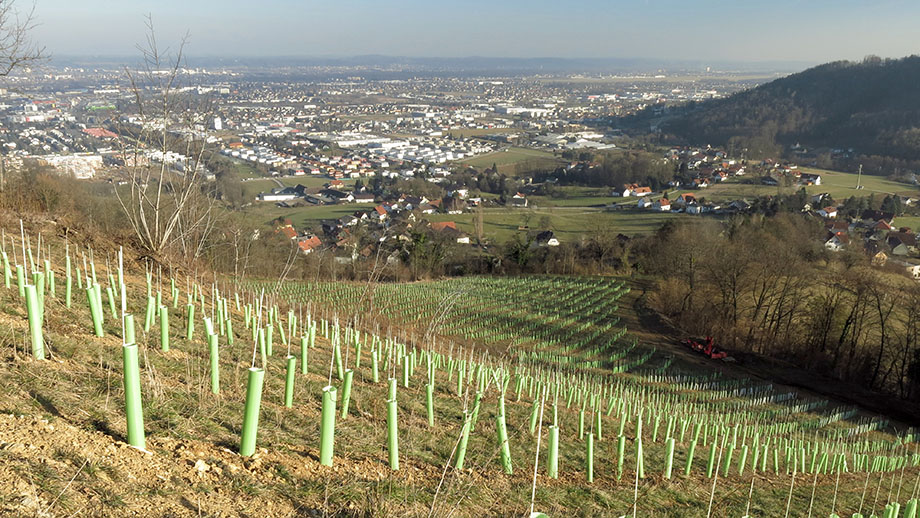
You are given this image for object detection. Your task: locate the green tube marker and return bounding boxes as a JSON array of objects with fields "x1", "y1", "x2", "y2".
[
  {"x1": 24, "y1": 284, "x2": 44, "y2": 359},
  {"x1": 320, "y1": 385, "x2": 337, "y2": 466},
  {"x1": 284, "y1": 355, "x2": 296, "y2": 408},
  {"x1": 586, "y1": 432, "x2": 595, "y2": 482},
  {"x1": 497, "y1": 411, "x2": 512, "y2": 475},
  {"x1": 239, "y1": 367, "x2": 265, "y2": 457},
  {"x1": 185, "y1": 304, "x2": 195, "y2": 340},
  {"x1": 426, "y1": 383, "x2": 435, "y2": 427},
  {"x1": 208, "y1": 334, "x2": 219, "y2": 394},
  {"x1": 665, "y1": 437, "x2": 675, "y2": 479},
  {"x1": 15, "y1": 264, "x2": 24, "y2": 298},
  {"x1": 387, "y1": 396, "x2": 399, "y2": 470},
  {"x1": 685, "y1": 439, "x2": 698, "y2": 476},
  {"x1": 123, "y1": 313, "x2": 135, "y2": 345},
  {"x1": 300, "y1": 335, "x2": 308, "y2": 374},
  {"x1": 159, "y1": 306, "x2": 169, "y2": 351},
  {"x1": 122, "y1": 343, "x2": 145, "y2": 450},
  {"x1": 340, "y1": 369, "x2": 354, "y2": 418},
  {"x1": 548, "y1": 425, "x2": 560, "y2": 479},
  {"x1": 455, "y1": 411, "x2": 472, "y2": 470}
]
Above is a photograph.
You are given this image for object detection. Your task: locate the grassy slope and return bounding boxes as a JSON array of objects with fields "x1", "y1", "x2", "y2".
[{"x1": 0, "y1": 226, "x2": 914, "y2": 518}]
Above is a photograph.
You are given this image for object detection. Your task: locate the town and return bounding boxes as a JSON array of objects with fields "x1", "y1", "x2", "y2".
[{"x1": 2, "y1": 61, "x2": 920, "y2": 283}]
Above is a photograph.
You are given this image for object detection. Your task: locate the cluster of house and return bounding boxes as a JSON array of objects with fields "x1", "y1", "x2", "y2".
[
  {"x1": 666, "y1": 146, "x2": 747, "y2": 186},
  {"x1": 300, "y1": 155, "x2": 381, "y2": 179},
  {"x1": 823, "y1": 209, "x2": 920, "y2": 278},
  {"x1": 272, "y1": 197, "x2": 465, "y2": 259},
  {"x1": 617, "y1": 186, "x2": 751, "y2": 215},
  {"x1": 761, "y1": 168, "x2": 823, "y2": 187},
  {"x1": 257, "y1": 180, "x2": 376, "y2": 204},
  {"x1": 270, "y1": 187, "x2": 560, "y2": 260}
]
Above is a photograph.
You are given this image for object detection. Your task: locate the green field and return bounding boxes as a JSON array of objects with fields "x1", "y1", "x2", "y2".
[
  {"x1": 428, "y1": 207, "x2": 682, "y2": 242},
  {"x1": 800, "y1": 168, "x2": 920, "y2": 200},
  {"x1": 893, "y1": 216, "x2": 920, "y2": 231},
  {"x1": 673, "y1": 169, "x2": 920, "y2": 205},
  {"x1": 245, "y1": 202, "x2": 360, "y2": 228},
  {"x1": 526, "y1": 186, "x2": 621, "y2": 208},
  {"x1": 458, "y1": 146, "x2": 564, "y2": 173}
]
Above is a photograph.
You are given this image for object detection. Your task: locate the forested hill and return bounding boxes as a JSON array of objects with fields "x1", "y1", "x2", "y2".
[{"x1": 642, "y1": 56, "x2": 920, "y2": 160}]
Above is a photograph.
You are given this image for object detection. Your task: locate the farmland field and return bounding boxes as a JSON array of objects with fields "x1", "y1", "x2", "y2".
[
  {"x1": 458, "y1": 146, "x2": 565, "y2": 173},
  {"x1": 1, "y1": 221, "x2": 919, "y2": 517},
  {"x1": 427, "y1": 207, "x2": 684, "y2": 241},
  {"x1": 800, "y1": 168, "x2": 920, "y2": 200}
]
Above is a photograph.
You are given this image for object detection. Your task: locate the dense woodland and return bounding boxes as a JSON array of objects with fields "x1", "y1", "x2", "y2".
[{"x1": 629, "y1": 56, "x2": 920, "y2": 171}]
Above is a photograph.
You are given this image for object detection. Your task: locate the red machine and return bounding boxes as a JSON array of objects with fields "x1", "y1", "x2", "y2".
[{"x1": 680, "y1": 336, "x2": 728, "y2": 360}]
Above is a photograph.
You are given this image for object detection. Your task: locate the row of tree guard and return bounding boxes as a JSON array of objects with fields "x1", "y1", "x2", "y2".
[{"x1": 8, "y1": 225, "x2": 920, "y2": 517}]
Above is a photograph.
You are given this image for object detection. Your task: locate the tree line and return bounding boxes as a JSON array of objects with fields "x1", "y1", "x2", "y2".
[{"x1": 639, "y1": 215, "x2": 920, "y2": 401}]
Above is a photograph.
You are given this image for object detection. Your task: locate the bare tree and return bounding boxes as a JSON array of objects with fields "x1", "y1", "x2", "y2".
[
  {"x1": 0, "y1": 0, "x2": 45, "y2": 77},
  {"x1": 0, "y1": 0, "x2": 46, "y2": 192},
  {"x1": 114, "y1": 16, "x2": 213, "y2": 261}
]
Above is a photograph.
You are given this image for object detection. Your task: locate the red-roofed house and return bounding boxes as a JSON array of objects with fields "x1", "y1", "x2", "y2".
[
  {"x1": 653, "y1": 198, "x2": 671, "y2": 212},
  {"x1": 674, "y1": 193, "x2": 696, "y2": 207},
  {"x1": 297, "y1": 235, "x2": 322, "y2": 255},
  {"x1": 82, "y1": 127, "x2": 118, "y2": 139},
  {"x1": 620, "y1": 183, "x2": 653, "y2": 197},
  {"x1": 431, "y1": 221, "x2": 457, "y2": 232},
  {"x1": 278, "y1": 226, "x2": 297, "y2": 240},
  {"x1": 818, "y1": 206, "x2": 838, "y2": 219}
]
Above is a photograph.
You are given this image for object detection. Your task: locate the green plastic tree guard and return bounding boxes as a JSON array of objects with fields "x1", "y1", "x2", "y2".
[
  {"x1": 122, "y1": 343, "x2": 145, "y2": 449},
  {"x1": 86, "y1": 285, "x2": 104, "y2": 336},
  {"x1": 387, "y1": 396, "x2": 399, "y2": 470},
  {"x1": 300, "y1": 335, "x2": 308, "y2": 375},
  {"x1": 548, "y1": 425, "x2": 560, "y2": 479},
  {"x1": 24, "y1": 284, "x2": 44, "y2": 360},
  {"x1": 185, "y1": 304, "x2": 195, "y2": 340},
  {"x1": 426, "y1": 383, "x2": 434, "y2": 427},
  {"x1": 340, "y1": 369, "x2": 354, "y2": 418},
  {"x1": 586, "y1": 432, "x2": 595, "y2": 483},
  {"x1": 665, "y1": 437, "x2": 675, "y2": 479},
  {"x1": 123, "y1": 314, "x2": 136, "y2": 345},
  {"x1": 454, "y1": 411, "x2": 471, "y2": 470},
  {"x1": 685, "y1": 439, "x2": 698, "y2": 476},
  {"x1": 208, "y1": 333, "x2": 219, "y2": 394},
  {"x1": 320, "y1": 385, "x2": 337, "y2": 466},
  {"x1": 239, "y1": 367, "x2": 265, "y2": 457},
  {"x1": 284, "y1": 355, "x2": 296, "y2": 408},
  {"x1": 159, "y1": 306, "x2": 169, "y2": 351},
  {"x1": 497, "y1": 412, "x2": 513, "y2": 475}
]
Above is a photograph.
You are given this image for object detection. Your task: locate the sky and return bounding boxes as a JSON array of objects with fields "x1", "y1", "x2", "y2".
[{"x1": 26, "y1": 0, "x2": 920, "y2": 65}]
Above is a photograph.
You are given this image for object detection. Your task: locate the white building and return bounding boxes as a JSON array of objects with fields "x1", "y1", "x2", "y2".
[{"x1": 38, "y1": 154, "x2": 103, "y2": 179}]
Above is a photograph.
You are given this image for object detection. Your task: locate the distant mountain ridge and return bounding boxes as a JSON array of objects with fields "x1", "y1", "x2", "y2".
[{"x1": 646, "y1": 55, "x2": 920, "y2": 160}]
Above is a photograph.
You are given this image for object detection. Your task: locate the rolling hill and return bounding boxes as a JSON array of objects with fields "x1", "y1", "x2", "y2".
[{"x1": 642, "y1": 55, "x2": 920, "y2": 161}]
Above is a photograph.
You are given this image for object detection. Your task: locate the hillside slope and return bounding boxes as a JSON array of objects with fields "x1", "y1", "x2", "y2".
[
  {"x1": 1, "y1": 223, "x2": 919, "y2": 517},
  {"x1": 644, "y1": 56, "x2": 920, "y2": 160}
]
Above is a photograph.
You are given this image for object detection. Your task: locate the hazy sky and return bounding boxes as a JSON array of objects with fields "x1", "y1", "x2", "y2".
[{"x1": 28, "y1": 0, "x2": 920, "y2": 63}]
